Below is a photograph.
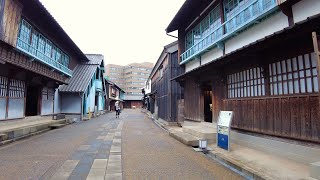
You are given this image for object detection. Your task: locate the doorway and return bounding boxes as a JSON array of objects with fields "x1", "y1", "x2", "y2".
[
  {"x1": 26, "y1": 85, "x2": 40, "y2": 116},
  {"x1": 204, "y1": 90, "x2": 212, "y2": 122}
]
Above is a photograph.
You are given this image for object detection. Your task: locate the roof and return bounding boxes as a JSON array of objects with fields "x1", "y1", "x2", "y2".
[
  {"x1": 84, "y1": 54, "x2": 104, "y2": 65},
  {"x1": 59, "y1": 65, "x2": 97, "y2": 92},
  {"x1": 20, "y1": 0, "x2": 89, "y2": 62},
  {"x1": 149, "y1": 41, "x2": 178, "y2": 79},
  {"x1": 173, "y1": 13, "x2": 320, "y2": 81},
  {"x1": 105, "y1": 78, "x2": 125, "y2": 93},
  {"x1": 166, "y1": 0, "x2": 215, "y2": 33}
]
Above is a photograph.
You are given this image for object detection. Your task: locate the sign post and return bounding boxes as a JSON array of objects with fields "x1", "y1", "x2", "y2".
[{"x1": 217, "y1": 111, "x2": 233, "y2": 151}]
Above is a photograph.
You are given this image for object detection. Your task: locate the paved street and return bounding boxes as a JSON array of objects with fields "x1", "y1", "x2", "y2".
[{"x1": 0, "y1": 109, "x2": 242, "y2": 180}]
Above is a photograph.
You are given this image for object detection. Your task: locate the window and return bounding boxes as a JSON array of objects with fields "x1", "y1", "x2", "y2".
[
  {"x1": 17, "y1": 19, "x2": 70, "y2": 69},
  {"x1": 269, "y1": 53, "x2": 318, "y2": 95},
  {"x1": 0, "y1": 76, "x2": 8, "y2": 97},
  {"x1": 185, "y1": 4, "x2": 221, "y2": 50},
  {"x1": 9, "y1": 79, "x2": 25, "y2": 98},
  {"x1": 227, "y1": 67, "x2": 265, "y2": 98}
]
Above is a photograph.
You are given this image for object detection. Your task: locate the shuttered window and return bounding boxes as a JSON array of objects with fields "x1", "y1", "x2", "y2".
[{"x1": 227, "y1": 67, "x2": 265, "y2": 98}]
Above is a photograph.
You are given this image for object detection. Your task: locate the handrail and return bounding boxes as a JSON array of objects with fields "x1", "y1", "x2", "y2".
[
  {"x1": 17, "y1": 38, "x2": 72, "y2": 76},
  {"x1": 180, "y1": 0, "x2": 277, "y2": 64}
]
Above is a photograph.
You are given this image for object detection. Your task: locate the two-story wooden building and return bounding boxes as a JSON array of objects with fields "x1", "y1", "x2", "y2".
[
  {"x1": 148, "y1": 41, "x2": 184, "y2": 124},
  {"x1": 106, "y1": 79, "x2": 125, "y2": 111},
  {"x1": 168, "y1": 0, "x2": 320, "y2": 143},
  {"x1": 0, "y1": 0, "x2": 88, "y2": 120},
  {"x1": 58, "y1": 54, "x2": 107, "y2": 120}
]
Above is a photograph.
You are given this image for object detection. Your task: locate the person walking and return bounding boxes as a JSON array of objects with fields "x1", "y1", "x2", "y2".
[{"x1": 115, "y1": 101, "x2": 120, "y2": 118}]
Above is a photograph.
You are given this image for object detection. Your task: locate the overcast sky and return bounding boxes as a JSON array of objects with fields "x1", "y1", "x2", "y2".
[{"x1": 40, "y1": 0, "x2": 184, "y2": 65}]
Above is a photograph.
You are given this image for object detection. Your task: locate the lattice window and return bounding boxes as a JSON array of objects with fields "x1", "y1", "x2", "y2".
[
  {"x1": 227, "y1": 67, "x2": 265, "y2": 98},
  {"x1": 269, "y1": 53, "x2": 318, "y2": 95},
  {"x1": 42, "y1": 87, "x2": 54, "y2": 100},
  {"x1": 0, "y1": 76, "x2": 8, "y2": 97},
  {"x1": 8, "y1": 79, "x2": 25, "y2": 98}
]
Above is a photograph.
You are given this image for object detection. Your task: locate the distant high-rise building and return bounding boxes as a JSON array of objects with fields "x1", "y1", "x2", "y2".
[{"x1": 105, "y1": 62, "x2": 154, "y2": 108}]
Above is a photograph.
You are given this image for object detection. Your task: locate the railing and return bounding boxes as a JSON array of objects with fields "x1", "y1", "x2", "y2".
[
  {"x1": 180, "y1": 0, "x2": 277, "y2": 64},
  {"x1": 16, "y1": 38, "x2": 72, "y2": 76}
]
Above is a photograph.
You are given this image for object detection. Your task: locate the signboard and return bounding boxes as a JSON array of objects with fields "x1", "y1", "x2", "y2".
[{"x1": 217, "y1": 111, "x2": 233, "y2": 151}]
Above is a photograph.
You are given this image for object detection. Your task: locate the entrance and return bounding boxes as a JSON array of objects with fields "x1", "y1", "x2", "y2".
[
  {"x1": 204, "y1": 90, "x2": 212, "y2": 122},
  {"x1": 26, "y1": 85, "x2": 40, "y2": 116}
]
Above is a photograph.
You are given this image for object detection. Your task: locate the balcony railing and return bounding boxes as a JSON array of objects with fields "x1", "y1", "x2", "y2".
[
  {"x1": 180, "y1": 0, "x2": 278, "y2": 64},
  {"x1": 16, "y1": 38, "x2": 72, "y2": 76}
]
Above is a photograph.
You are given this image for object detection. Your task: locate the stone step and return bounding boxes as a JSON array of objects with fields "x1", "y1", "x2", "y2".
[
  {"x1": 182, "y1": 125, "x2": 217, "y2": 140},
  {"x1": 169, "y1": 130, "x2": 200, "y2": 147},
  {"x1": 49, "y1": 124, "x2": 66, "y2": 129},
  {"x1": 0, "y1": 119, "x2": 67, "y2": 145}
]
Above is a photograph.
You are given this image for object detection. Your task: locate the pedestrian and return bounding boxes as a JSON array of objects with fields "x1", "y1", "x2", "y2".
[{"x1": 115, "y1": 101, "x2": 120, "y2": 118}]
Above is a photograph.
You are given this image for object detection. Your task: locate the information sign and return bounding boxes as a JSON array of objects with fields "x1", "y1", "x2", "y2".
[{"x1": 217, "y1": 111, "x2": 233, "y2": 151}]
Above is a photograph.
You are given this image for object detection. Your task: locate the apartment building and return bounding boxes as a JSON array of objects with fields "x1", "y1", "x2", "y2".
[{"x1": 105, "y1": 62, "x2": 153, "y2": 108}]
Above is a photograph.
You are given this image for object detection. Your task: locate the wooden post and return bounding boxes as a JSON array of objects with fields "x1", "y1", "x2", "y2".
[{"x1": 312, "y1": 32, "x2": 320, "y2": 105}]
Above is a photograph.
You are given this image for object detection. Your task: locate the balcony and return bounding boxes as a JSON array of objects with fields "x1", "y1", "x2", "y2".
[
  {"x1": 95, "y1": 80, "x2": 103, "y2": 92},
  {"x1": 180, "y1": 0, "x2": 278, "y2": 64},
  {"x1": 16, "y1": 38, "x2": 72, "y2": 76}
]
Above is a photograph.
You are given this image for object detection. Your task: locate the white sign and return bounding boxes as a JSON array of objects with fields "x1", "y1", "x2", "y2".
[{"x1": 217, "y1": 111, "x2": 233, "y2": 127}]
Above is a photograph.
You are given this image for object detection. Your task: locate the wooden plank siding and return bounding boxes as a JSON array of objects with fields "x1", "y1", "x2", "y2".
[
  {"x1": 1, "y1": 0, "x2": 22, "y2": 47},
  {"x1": 184, "y1": 78, "x2": 204, "y2": 122},
  {"x1": 224, "y1": 95, "x2": 320, "y2": 142}
]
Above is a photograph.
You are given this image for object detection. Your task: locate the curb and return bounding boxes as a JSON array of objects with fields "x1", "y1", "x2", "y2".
[{"x1": 0, "y1": 119, "x2": 69, "y2": 146}]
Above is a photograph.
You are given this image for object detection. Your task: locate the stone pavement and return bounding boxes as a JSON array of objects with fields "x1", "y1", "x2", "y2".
[
  {"x1": 0, "y1": 109, "x2": 241, "y2": 180},
  {"x1": 122, "y1": 110, "x2": 242, "y2": 180},
  {"x1": 0, "y1": 112, "x2": 122, "y2": 180}
]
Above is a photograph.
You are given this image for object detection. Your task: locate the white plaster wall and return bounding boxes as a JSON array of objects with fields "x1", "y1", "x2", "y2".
[
  {"x1": 185, "y1": 59, "x2": 200, "y2": 72},
  {"x1": 41, "y1": 99, "x2": 53, "y2": 115},
  {"x1": 201, "y1": 47, "x2": 224, "y2": 65},
  {"x1": 7, "y1": 99, "x2": 24, "y2": 119},
  {"x1": 0, "y1": 98, "x2": 6, "y2": 120},
  {"x1": 53, "y1": 88, "x2": 61, "y2": 114},
  {"x1": 292, "y1": 0, "x2": 320, "y2": 23},
  {"x1": 61, "y1": 94, "x2": 81, "y2": 114},
  {"x1": 225, "y1": 12, "x2": 288, "y2": 54}
]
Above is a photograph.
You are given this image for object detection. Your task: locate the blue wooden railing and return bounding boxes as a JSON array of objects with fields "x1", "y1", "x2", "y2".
[
  {"x1": 180, "y1": 0, "x2": 277, "y2": 64},
  {"x1": 16, "y1": 38, "x2": 72, "y2": 76}
]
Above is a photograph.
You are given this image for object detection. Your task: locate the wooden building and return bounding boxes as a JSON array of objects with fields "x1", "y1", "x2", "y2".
[
  {"x1": 58, "y1": 54, "x2": 107, "y2": 120},
  {"x1": 167, "y1": 0, "x2": 320, "y2": 143},
  {"x1": 148, "y1": 41, "x2": 184, "y2": 123},
  {"x1": 0, "y1": 0, "x2": 88, "y2": 120},
  {"x1": 106, "y1": 79, "x2": 125, "y2": 111}
]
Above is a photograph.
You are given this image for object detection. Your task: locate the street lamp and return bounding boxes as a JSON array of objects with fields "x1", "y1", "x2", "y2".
[{"x1": 199, "y1": 139, "x2": 208, "y2": 153}]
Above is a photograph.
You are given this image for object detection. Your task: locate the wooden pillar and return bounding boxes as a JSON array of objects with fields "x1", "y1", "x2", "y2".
[
  {"x1": 211, "y1": 76, "x2": 224, "y2": 122},
  {"x1": 312, "y1": 32, "x2": 320, "y2": 104}
]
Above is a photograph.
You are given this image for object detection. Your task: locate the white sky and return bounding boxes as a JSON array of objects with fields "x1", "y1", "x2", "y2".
[{"x1": 40, "y1": 0, "x2": 185, "y2": 66}]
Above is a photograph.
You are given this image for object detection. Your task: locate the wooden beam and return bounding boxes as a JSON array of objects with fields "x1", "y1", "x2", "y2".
[{"x1": 312, "y1": 32, "x2": 320, "y2": 107}]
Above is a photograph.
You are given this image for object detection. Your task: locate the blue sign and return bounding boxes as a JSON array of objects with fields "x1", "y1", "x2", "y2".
[{"x1": 217, "y1": 133, "x2": 229, "y2": 150}]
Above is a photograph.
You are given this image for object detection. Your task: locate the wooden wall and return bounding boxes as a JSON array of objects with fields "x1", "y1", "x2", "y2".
[
  {"x1": 184, "y1": 78, "x2": 204, "y2": 121},
  {"x1": 0, "y1": 41, "x2": 67, "y2": 83},
  {"x1": 0, "y1": 0, "x2": 22, "y2": 47},
  {"x1": 223, "y1": 95, "x2": 320, "y2": 142}
]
